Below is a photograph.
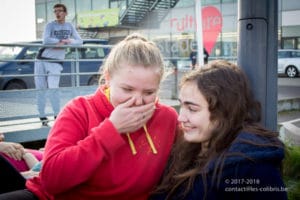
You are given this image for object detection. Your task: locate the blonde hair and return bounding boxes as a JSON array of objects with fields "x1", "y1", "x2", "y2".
[{"x1": 99, "y1": 33, "x2": 164, "y2": 84}]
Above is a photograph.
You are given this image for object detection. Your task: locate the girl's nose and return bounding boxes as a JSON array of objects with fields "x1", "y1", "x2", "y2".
[
  {"x1": 134, "y1": 95, "x2": 144, "y2": 106},
  {"x1": 177, "y1": 109, "x2": 187, "y2": 122}
]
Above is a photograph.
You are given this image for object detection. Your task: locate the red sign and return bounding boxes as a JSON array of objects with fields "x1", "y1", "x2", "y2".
[
  {"x1": 169, "y1": 6, "x2": 222, "y2": 55},
  {"x1": 202, "y1": 6, "x2": 222, "y2": 54}
]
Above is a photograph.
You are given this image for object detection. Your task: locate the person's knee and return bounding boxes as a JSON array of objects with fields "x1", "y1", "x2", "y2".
[{"x1": 0, "y1": 189, "x2": 38, "y2": 200}]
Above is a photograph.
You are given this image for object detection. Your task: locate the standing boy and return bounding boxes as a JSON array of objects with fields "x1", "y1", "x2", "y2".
[{"x1": 34, "y1": 3, "x2": 83, "y2": 126}]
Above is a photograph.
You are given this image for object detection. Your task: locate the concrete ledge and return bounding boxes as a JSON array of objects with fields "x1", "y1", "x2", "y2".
[
  {"x1": 280, "y1": 118, "x2": 300, "y2": 145},
  {"x1": 278, "y1": 98, "x2": 300, "y2": 112},
  {"x1": 1, "y1": 118, "x2": 54, "y2": 146},
  {"x1": 4, "y1": 128, "x2": 49, "y2": 144}
]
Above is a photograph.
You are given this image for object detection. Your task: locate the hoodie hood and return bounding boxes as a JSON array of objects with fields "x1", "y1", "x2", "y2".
[{"x1": 208, "y1": 132, "x2": 284, "y2": 171}]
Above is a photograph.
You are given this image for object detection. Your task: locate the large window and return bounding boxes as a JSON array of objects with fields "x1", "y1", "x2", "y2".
[
  {"x1": 92, "y1": 0, "x2": 109, "y2": 10},
  {"x1": 61, "y1": 0, "x2": 76, "y2": 22},
  {"x1": 36, "y1": 3, "x2": 47, "y2": 38},
  {"x1": 282, "y1": 37, "x2": 300, "y2": 49},
  {"x1": 76, "y1": 0, "x2": 91, "y2": 12},
  {"x1": 46, "y1": 1, "x2": 59, "y2": 22}
]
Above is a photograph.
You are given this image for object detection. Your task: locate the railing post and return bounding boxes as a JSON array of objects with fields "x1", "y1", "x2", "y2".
[{"x1": 75, "y1": 47, "x2": 80, "y2": 87}]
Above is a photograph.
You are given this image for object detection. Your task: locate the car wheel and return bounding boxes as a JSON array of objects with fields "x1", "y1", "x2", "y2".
[
  {"x1": 88, "y1": 76, "x2": 99, "y2": 85},
  {"x1": 4, "y1": 80, "x2": 26, "y2": 90},
  {"x1": 286, "y1": 66, "x2": 298, "y2": 78}
]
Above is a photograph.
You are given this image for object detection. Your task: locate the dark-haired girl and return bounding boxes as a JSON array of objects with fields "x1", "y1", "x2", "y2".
[{"x1": 151, "y1": 60, "x2": 287, "y2": 200}]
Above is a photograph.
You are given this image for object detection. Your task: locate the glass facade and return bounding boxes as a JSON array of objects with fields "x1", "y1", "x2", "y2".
[{"x1": 35, "y1": 0, "x2": 300, "y2": 60}]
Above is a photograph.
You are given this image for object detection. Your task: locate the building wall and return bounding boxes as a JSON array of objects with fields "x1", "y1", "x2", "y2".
[{"x1": 35, "y1": 0, "x2": 300, "y2": 58}]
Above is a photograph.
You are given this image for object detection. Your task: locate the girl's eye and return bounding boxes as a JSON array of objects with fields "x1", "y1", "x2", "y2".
[
  {"x1": 188, "y1": 106, "x2": 197, "y2": 112},
  {"x1": 123, "y1": 88, "x2": 132, "y2": 92},
  {"x1": 145, "y1": 91, "x2": 155, "y2": 96}
]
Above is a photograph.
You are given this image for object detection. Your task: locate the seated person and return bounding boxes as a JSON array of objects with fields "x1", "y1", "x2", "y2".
[
  {"x1": 0, "y1": 133, "x2": 43, "y2": 172},
  {"x1": 0, "y1": 154, "x2": 26, "y2": 194},
  {"x1": 0, "y1": 153, "x2": 41, "y2": 194},
  {"x1": 21, "y1": 161, "x2": 42, "y2": 179}
]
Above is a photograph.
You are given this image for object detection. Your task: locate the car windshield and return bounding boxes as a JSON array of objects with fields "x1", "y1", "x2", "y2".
[
  {"x1": 291, "y1": 51, "x2": 300, "y2": 57},
  {"x1": 0, "y1": 46, "x2": 23, "y2": 59}
]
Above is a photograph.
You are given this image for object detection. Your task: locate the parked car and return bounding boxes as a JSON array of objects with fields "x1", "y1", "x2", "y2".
[
  {"x1": 278, "y1": 49, "x2": 300, "y2": 78},
  {"x1": 0, "y1": 39, "x2": 111, "y2": 90}
]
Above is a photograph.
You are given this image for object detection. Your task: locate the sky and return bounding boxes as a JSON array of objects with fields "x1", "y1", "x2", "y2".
[{"x1": 0, "y1": 0, "x2": 36, "y2": 43}]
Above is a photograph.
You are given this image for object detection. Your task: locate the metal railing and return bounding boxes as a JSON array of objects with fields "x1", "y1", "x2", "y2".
[
  {"x1": 0, "y1": 42, "x2": 114, "y2": 89},
  {"x1": 0, "y1": 42, "x2": 238, "y2": 137}
]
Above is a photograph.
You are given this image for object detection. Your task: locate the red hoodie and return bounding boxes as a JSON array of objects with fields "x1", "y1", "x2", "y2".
[{"x1": 26, "y1": 87, "x2": 178, "y2": 200}]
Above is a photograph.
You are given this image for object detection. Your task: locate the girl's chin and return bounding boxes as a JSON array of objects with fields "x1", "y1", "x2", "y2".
[
  {"x1": 183, "y1": 131, "x2": 196, "y2": 140},
  {"x1": 183, "y1": 131, "x2": 203, "y2": 143}
]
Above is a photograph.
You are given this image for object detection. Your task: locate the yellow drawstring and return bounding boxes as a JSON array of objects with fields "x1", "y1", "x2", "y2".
[
  {"x1": 143, "y1": 125, "x2": 157, "y2": 154},
  {"x1": 126, "y1": 133, "x2": 137, "y2": 155},
  {"x1": 126, "y1": 125, "x2": 157, "y2": 155},
  {"x1": 104, "y1": 87, "x2": 157, "y2": 155}
]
